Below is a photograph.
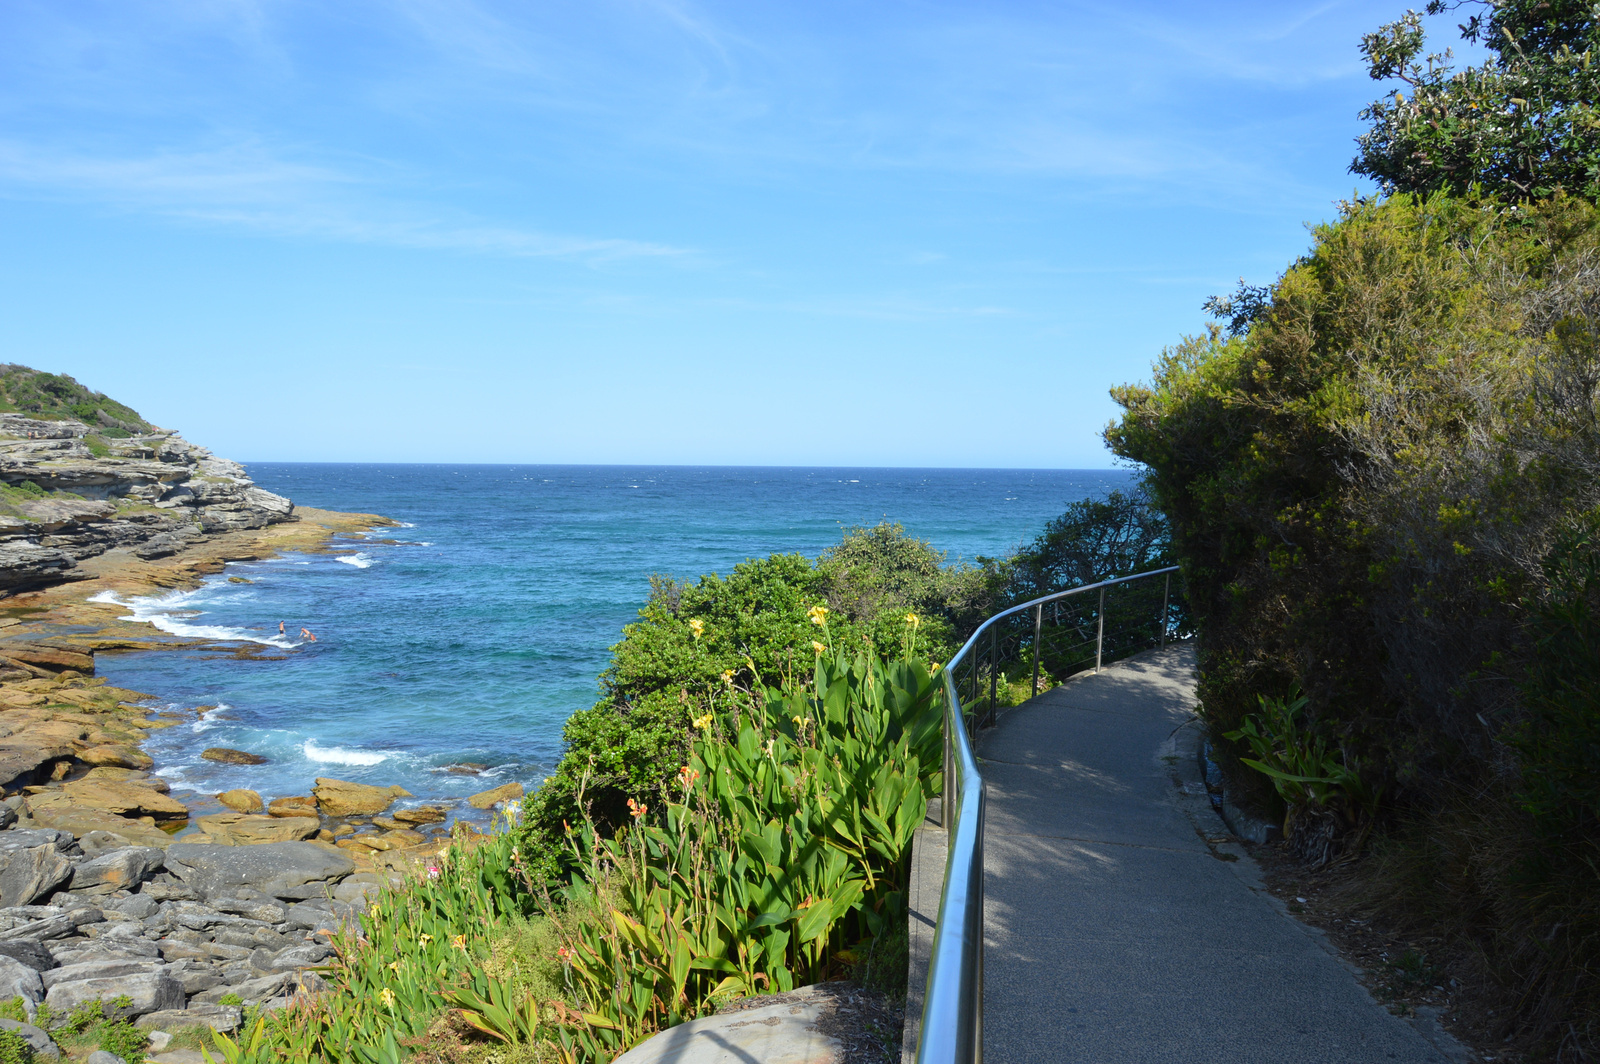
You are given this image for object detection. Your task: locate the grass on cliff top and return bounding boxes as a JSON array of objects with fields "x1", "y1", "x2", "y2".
[{"x1": 0, "y1": 365, "x2": 153, "y2": 435}]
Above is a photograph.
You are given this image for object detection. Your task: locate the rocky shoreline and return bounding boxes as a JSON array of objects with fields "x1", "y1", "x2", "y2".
[{"x1": 0, "y1": 409, "x2": 512, "y2": 1060}]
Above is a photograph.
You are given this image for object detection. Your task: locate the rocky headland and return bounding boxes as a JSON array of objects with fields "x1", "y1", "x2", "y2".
[{"x1": 0, "y1": 371, "x2": 504, "y2": 1058}]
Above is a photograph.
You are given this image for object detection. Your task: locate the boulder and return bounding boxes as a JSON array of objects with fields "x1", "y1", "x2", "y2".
[
  {"x1": 43, "y1": 970, "x2": 184, "y2": 1018},
  {"x1": 613, "y1": 992, "x2": 843, "y2": 1064},
  {"x1": 77, "y1": 746, "x2": 153, "y2": 770},
  {"x1": 192, "y1": 814, "x2": 319, "y2": 846},
  {"x1": 81, "y1": 768, "x2": 167, "y2": 790},
  {"x1": 0, "y1": 1019, "x2": 58, "y2": 1059},
  {"x1": 192, "y1": 972, "x2": 291, "y2": 1005},
  {"x1": 21, "y1": 795, "x2": 174, "y2": 847},
  {"x1": 266, "y1": 796, "x2": 317, "y2": 819},
  {"x1": 59, "y1": 779, "x2": 188, "y2": 820},
  {"x1": 200, "y1": 749, "x2": 268, "y2": 766},
  {"x1": 0, "y1": 644, "x2": 94, "y2": 674},
  {"x1": 0, "y1": 744, "x2": 72, "y2": 791},
  {"x1": 86, "y1": 1052, "x2": 125, "y2": 1064},
  {"x1": 390, "y1": 806, "x2": 448, "y2": 825},
  {"x1": 216, "y1": 790, "x2": 263, "y2": 814},
  {"x1": 0, "y1": 846, "x2": 72, "y2": 908},
  {"x1": 466, "y1": 781, "x2": 524, "y2": 809},
  {"x1": 162, "y1": 842, "x2": 353, "y2": 901},
  {"x1": 443, "y1": 763, "x2": 485, "y2": 775},
  {"x1": 312, "y1": 779, "x2": 410, "y2": 817},
  {"x1": 68, "y1": 848, "x2": 164, "y2": 895},
  {"x1": 0, "y1": 941, "x2": 54, "y2": 971},
  {"x1": 0, "y1": 955, "x2": 43, "y2": 1013},
  {"x1": 135, "y1": 1004, "x2": 242, "y2": 1033},
  {"x1": 42, "y1": 959, "x2": 162, "y2": 990}
]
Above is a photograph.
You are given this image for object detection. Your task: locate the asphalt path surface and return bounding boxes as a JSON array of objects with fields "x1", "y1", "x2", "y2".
[{"x1": 977, "y1": 644, "x2": 1461, "y2": 1064}]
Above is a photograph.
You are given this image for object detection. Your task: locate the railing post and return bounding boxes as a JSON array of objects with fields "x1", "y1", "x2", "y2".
[
  {"x1": 1031, "y1": 603, "x2": 1042, "y2": 697},
  {"x1": 1159, "y1": 571, "x2": 1171, "y2": 648},
  {"x1": 1095, "y1": 586, "x2": 1106, "y2": 673}
]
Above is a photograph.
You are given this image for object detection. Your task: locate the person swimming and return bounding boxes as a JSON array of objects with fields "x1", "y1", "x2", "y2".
[{"x1": 300, "y1": 628, "x2": 317, "y2": 642}]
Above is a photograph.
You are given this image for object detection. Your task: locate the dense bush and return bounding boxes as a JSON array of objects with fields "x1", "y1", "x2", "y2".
[
  {"x1": 1108, "y1": 189, "x2": 1600, "y2": 1054},
  {"x1": 517, "y1": 523, "x2": 968, "y2": 887}
]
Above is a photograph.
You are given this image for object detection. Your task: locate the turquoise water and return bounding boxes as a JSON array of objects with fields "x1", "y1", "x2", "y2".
[{"x1": 90, "y1": 465, "x2": 1134, "y2": 815}]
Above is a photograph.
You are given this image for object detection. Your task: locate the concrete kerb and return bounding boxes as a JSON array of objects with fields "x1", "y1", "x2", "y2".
[{"x1": 901, "y1": 802, "x2": 945, "y2": 1064}]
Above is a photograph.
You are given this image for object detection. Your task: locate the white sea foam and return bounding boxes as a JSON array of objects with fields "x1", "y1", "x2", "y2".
[
  {"x1": 303, "y1": 741, "x2": 388, "y2": 766},
  {"x1": 90, "y1": 588, "x2": 299, "y2": 648},
  {"x1": 336, "y1": 553, "x2": 374, "y2": 569}
]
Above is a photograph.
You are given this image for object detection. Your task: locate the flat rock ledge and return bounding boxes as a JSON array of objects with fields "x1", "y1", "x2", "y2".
[{"x1": 616, "y1": 983, "x2": 898, "y2": 1064}]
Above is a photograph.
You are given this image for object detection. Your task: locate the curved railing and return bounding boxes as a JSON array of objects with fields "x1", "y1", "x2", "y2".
[{"x1": 914, "y1": 565, "x2": 1181, "y2": 1064}]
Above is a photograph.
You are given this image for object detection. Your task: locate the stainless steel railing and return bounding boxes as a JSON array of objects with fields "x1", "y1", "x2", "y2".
[{"x1": 914, "y1": 565, "x2": 1181, "y2": 1064}]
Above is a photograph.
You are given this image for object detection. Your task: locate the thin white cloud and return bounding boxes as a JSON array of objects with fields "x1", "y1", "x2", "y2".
[{"x1": 0, "y1": 139, "x2": 689, "y2": 262}]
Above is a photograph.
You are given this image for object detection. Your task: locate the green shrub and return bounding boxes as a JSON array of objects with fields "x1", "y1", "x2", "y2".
[
  {"x1": 216, "y1": 993, "x2": 242, "y2": 1007},
  {"x1": 97, "y1": 1020, "x2": 146, "y2": 1061},
  {"x1": 0, "y1": 999, "x2": 24, "y2": 1024},
  {"x1": 0, "y1": 1029, "x2": 32, "y2": 1064}
]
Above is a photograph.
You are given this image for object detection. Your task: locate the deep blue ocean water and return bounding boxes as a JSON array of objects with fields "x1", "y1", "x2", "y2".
[{"x1": 89, "y1": 465, "x2": 1134, "y2": 819}]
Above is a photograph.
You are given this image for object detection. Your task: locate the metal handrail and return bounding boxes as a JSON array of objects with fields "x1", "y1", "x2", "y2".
[{"x1": 914, "y1": 565, "x2": 1181, "y2": 1064}]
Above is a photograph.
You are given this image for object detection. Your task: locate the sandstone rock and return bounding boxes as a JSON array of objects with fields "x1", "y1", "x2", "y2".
[
  {"x1": 135, "y1": 1004, "x2": 242, "y2": 1033},
  {"x1": 192, "y1": 813, "x2": 319, "y2": 846},
  {"x1": 613, "y1": 992, "x2": 842, "y2": 1064},
  {"x1": 59, "y1": 779, "x2": 187, "y2": 820},
  {"x1": 68, "y1": 848, "x2": 164, "y2": 895},
  {"x1": 82, "y1": 768, "x2": 168, "y2": 790},
  {"x1": 44, "y1": 970, "x2": 184, "y2": 1019},
  {"x1": 193, "y1": 971, "x2": 290, "y2": 1006},
  {"x1": 0, "y1": 645, "x2": 94, "y2": 674},
  {"x1": 77, "y1": 746, "x2": 153, "y2": 770},
  {"x1": 266, "y1": 796, "x2": 317, "y2": 819},
  {"x1": 312, "y1": 778, "x2": 410, "y2": 817},
  {"x1": 0, "y1": 544, "x2": 78, "y2": 594},
  {"x1": 0, "y1": 940, "x2": 54, "y2": 971},
  {"x1": 210, "y1": 896, "x2": 288, "y2": 924},
  {"x1": 0, "y1": 744, "x2": 73, "y2": 790},
  {"x1": 163, "y1": 842, "x2": 354, "y2": 901},
  {"x1": 0, "y1": 956, "x2": 43, "y2": 1013},
  {"x1": 443, "y1": 763, "x2": 485, "y2": 775},
  {"x1": 0, "y1": 846, "x2": 72, "y2": 908},
  {"x1": 104, "y1": 894, "x2": 157, "y2": 920},
  {"x1": 216, "y1": 790, "x2": 263, "y2": 814},
  {"x1": 466, "y1": 781, "x2": 524, "y2": 809},
  {"x1": 390, "y1": 806, "x2": 448, "y2": 825},
  {"x1": 41, "y1": 958, "x2": 162, "y2": 990},
  {"x1": 200, "y1": 749, "x2": 267, "y2": 766},
  {"x1": 21, "y1": 795, "x2": 174, "y2": 847},
  {"x1": 0, "y1": 1019, "x2": 59, "y2": 1059}
]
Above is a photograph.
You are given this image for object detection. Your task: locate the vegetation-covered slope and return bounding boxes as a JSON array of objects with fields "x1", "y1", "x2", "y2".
[{"x1": 0, "y1": 365, "x2": 152, "y2": 435}]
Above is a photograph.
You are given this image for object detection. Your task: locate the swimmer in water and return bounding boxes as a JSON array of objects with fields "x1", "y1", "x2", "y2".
[
  {"x1": 300, "y1": 628, "x2": 317, "y2": 642},
  {"x1": 279, "y1": 621, "x2": 285, "y2": 635}
]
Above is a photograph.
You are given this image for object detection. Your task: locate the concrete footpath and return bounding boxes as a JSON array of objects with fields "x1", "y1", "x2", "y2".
[{"x1": 973, "y1": 643, "x2": 1467, "y2": 1064}]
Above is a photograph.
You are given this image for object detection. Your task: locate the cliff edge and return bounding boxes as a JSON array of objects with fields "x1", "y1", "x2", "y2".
[{"x1": 0, "y1": 413, "x2": 294, "y2": 595}]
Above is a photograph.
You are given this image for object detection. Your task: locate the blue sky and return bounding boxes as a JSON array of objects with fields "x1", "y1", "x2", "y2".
[{"x1": 0, "y1": 1, "x2": 1469, "y2": 466}]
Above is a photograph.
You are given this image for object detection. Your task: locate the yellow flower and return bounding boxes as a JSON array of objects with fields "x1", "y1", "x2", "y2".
[
  {"x1": 388, "y1": 960, "x2": 401, "y2": 973},
  {"x1": 812, "y1": 640, "x2": 826, "y2": 655},
  {"x1": 693, "y1": 713, "x2": 714, "y2": 730},
  {"x1": 721, "y1": 669, "x2": 735, "y2": 684},
  {"x1": 791, "y1": 715, "x2": 808, "y2": 731},
  {"x1": 688, "y1": 618, "x2": 705, "y2": 640},
  {"x1": 905, "y1": 612, "x2": 920, "y2": 629},
  {"x1": 418, "y1": 933, "x2": 433, "y2": 947},
  {"x1": 451, "y1": 934, "x2": 467, "y2": 951},
  {"x1": 379, "y1": 987, "x2": 396, "y2": 1009},
  {"x1": 930, "y1": 661, "x2": 941, "y2": 673},
  {"x1": 807, "y1": 605, "x2": 828, "y2": 626},
  {"x1": 627, "y1": 797, "x2": 648, "y2": 819}
]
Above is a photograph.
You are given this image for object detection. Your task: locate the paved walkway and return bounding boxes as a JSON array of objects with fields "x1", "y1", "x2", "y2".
[{"x1": 976, "y1": 644, "x2": 1462, "y2": 1064}]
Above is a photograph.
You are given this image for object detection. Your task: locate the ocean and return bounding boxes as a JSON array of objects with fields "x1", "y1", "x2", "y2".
[{"x1": 89, "y1": 464, "x2": 1135, "y2": 821}]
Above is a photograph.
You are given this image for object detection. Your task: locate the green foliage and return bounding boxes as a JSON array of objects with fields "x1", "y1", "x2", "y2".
[
  {"x1": 0, "y1": 365, "x2": 150, "y2": 433},
  {"x1": 1354, "y1": 2, "x2": 1600, "y2": 202},
  {"x1": 0, "y1": 1029, "x2": 32, "y2": 1064},
  {"x1": 1109, "y1": 189, "x2": 1600, "y2": 1053},
  {"x1": 97, "y1": 1020, "x2": 147, "y2": 1061},
  {"x1": 0, "y1": 999, "x2": 25, "y2": 1024},
  {"x1": 519, "y1": 525, "x2": 963, "y2": 887},
  {"x1": 1005, "y1": 488, "x2": 1173, "y2": 598}
]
